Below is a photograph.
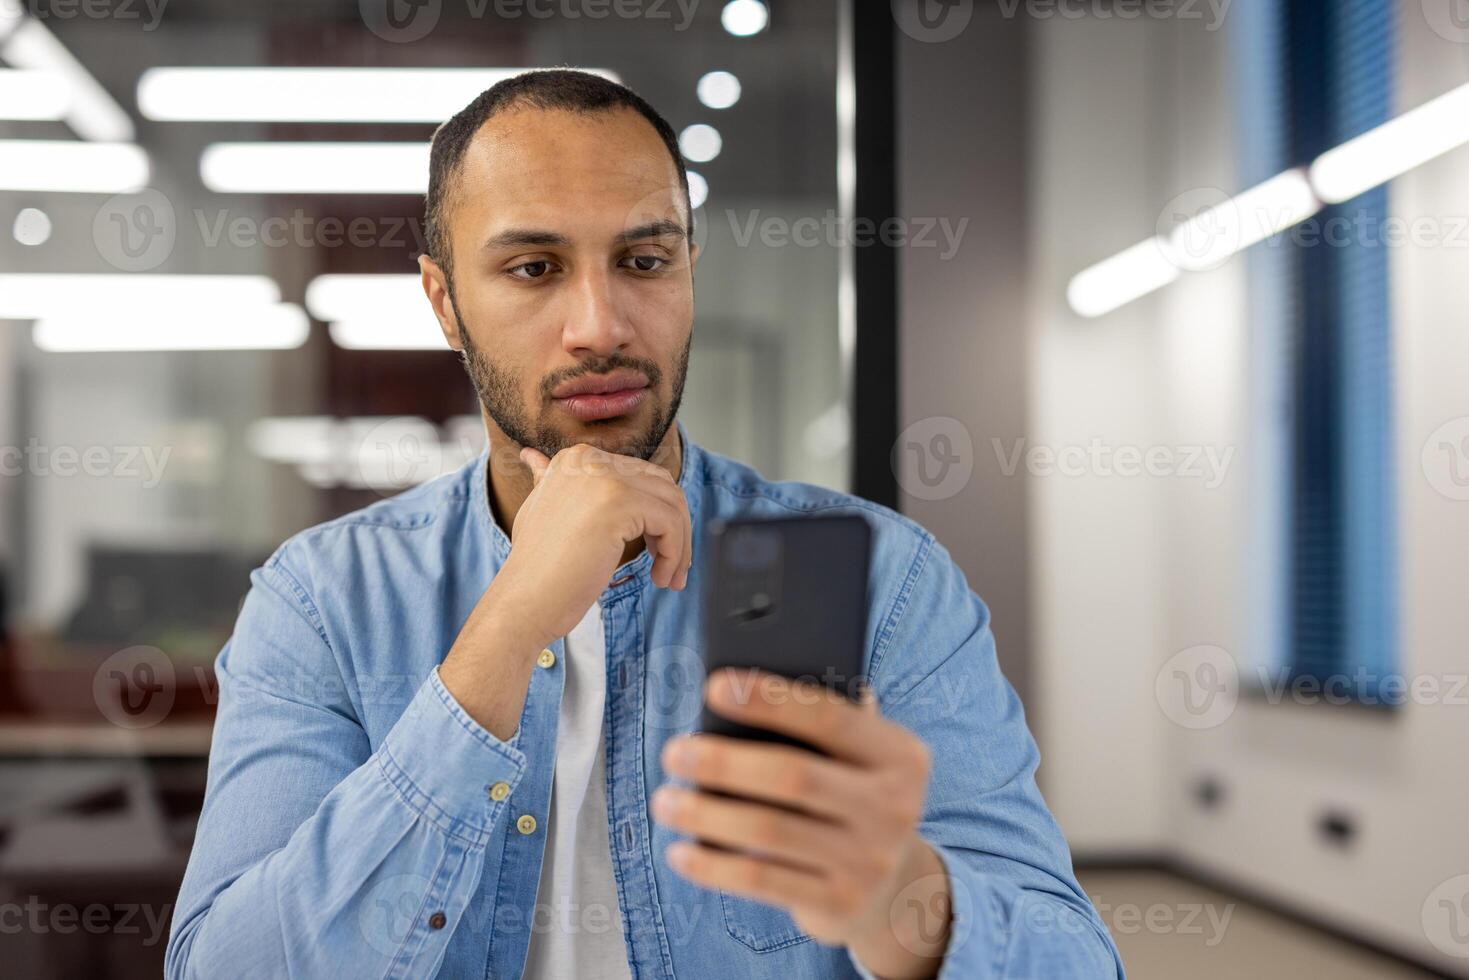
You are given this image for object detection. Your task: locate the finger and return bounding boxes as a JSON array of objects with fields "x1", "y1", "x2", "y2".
[
  {"x1": 520, "y1": 447, "x2": 551, "y2": 486},
  {"x1": 706, "y1": 670, "x2": 907, "y2": 766},
  {"x1": 661, "y1": 734, "x2": 869, "y2": 820},
  {"x1": 628, "y1": 477, "x2": 691, "y2": 591},
  {"x1": 633, "y1": 488, "x2": 688, "y2": 589},
  {"x1": 651, "y1": 785, "x2": 853, "y2": 873},
  {"x1": 665, "y1": 841, "x2": 829, "y2": 911}
]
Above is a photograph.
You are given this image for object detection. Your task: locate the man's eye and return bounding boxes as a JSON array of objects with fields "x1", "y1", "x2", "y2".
[
  {"x1": 509, "y1": 261, "x2": 553, "y2": 280},
  {"x1": 624, "y1": 254, "x2": 667, "y2": 273}
]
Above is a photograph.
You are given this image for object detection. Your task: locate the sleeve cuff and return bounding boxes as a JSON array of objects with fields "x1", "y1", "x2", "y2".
[
  {"x1": 845, "y1": 842, "x2": 993, "y2": 980},
  {"x1": 376, "y1": 667, "x2": 528, "y2": 846}
]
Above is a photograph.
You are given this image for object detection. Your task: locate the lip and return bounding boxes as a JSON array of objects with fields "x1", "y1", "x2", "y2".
[
  {"x1": 552, "y1": 370, "x2": 650, "y2": 399},
  {"x1": 551, "y1": 371, "x2": 650, "y2": 422}
]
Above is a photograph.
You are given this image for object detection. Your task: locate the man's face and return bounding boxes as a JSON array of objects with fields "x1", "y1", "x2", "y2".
[{"x1": 422, "y1": 105, "x2": 696, "y2": 461}]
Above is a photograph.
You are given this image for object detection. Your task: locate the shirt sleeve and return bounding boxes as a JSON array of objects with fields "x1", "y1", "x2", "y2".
[
  {"x1": 848, "y1": 533, "x2": 1124, "y2": 980},
  {"x1": 166, "y1": 556, "x2": 526, "y2": 980}
]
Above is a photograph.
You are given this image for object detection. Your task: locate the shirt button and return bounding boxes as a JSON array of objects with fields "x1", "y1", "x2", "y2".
[
  {"x1": 536, "y1": 649, "x2": 557, "y2": 669},
  {"x1": 428, "y1": 911, "x2": 446, "y2": 930},
  {"x1": 488, "y1": 781, "x2": 511, "y2": 802},
  {"x1": 516, "y1": 814, "x2": 538, "y2": 835}
]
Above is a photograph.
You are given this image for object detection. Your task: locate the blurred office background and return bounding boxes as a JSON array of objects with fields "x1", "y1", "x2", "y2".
[{"x1": 1, "y1": 0, "x2": 1467, "y2": 977}]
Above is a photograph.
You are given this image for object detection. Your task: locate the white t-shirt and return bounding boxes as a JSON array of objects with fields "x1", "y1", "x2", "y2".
[{"x1": 521, "y1": 602, "x2": 634, "y2": 980}]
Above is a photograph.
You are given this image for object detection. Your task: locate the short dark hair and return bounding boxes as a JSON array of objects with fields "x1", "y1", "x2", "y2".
[{"x1": 424, "y1": 68, "x2": 690, "y2": 270}]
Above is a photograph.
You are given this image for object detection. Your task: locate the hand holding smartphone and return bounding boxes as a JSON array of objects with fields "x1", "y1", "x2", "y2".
[{"x1": 699, "y1": 514, "x2": 872, "y2": 752}]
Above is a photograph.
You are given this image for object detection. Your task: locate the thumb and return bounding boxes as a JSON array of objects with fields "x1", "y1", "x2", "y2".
[{"x1": 520, "y1": 446, "x2": 552, "y2": 486}]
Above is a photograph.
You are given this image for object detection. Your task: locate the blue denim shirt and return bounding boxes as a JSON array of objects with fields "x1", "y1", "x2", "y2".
[{"x1": 167, "y1": 422, "x2": 1122, "y2": 979}]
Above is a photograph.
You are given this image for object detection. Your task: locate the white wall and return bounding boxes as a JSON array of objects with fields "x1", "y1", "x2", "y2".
[
  {"x1": 1029, "y1": 3, "x2": 1469, "y2": 973},
  {"x1": 1027, "y1": 14, "x2": 1173, "y2": 855}
]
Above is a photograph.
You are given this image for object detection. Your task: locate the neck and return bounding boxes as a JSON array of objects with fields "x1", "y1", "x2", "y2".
[{"x1": 484, "y1": 416, "x2": 684, "y2": 567}]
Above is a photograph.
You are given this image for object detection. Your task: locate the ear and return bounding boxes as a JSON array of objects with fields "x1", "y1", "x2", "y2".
[
  {"x1": 419, "y1": 253, "x2": 462, "y2": 351},
  {"x1": 688, "y1": 238, "x2": 700, "y2": 269}
]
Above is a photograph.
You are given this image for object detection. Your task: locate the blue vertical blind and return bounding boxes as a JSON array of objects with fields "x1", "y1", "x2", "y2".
[{"x1": 1241, "y1": 0, "x2": 1398, "y2": 699}]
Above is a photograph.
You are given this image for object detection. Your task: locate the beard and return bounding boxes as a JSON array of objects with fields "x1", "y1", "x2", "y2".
[{"x1": 453, "y1": 300, "x2": 691, "y2": 462}]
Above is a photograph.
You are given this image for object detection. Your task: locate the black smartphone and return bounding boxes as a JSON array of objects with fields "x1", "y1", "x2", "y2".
[{"x1": 699, "y1": 514, "x2": 872, "y2": 751}]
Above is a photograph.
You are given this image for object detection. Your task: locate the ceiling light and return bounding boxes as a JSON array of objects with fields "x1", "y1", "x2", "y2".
[
  {"x1": 33, "y1": 303, "x2": 309, "y2": 352},
  {"x1": 697, "y1": 70, "x2": 741, "y2": 109},
  {"x1": 200, "y1": 142, "x2": 429, "y2": 194},
  {"x1": 1066, "y1": 239, "x2": 1180, "y2": 319},
  {"x1": 0, "y1": 273, "x2": 280, "y2": 318},
  {"x1": 138, "y1": 67, "x2": 618, "y2": 123},
  {"x1": 721, "y1": 0, "x2": 768, "y2": 36},
  {"x1": 687, "y1": 170, "x2": 709, "y2": 209},
  {"x1": 1309, "y1": 80, "x2": 1469, "y2": 204},
  {"x1": 0, "y1": 140, "x2": 148, "y2": 192},
  {"x1": 12, "y1": 206, "x2": 51, "y2": 245},
  {"x1": 679, "y1": 124, "x2": 722, "y2": 163}
]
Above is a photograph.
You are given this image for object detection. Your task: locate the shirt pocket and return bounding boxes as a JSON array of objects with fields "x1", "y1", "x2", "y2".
[{"x1": 718, "y1": 891, "x2": 813, "y2": 952}]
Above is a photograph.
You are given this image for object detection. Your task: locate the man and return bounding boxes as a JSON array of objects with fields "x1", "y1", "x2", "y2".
[{"x1": 167, "y1": 70, "x2": 1121, "y2": 979}]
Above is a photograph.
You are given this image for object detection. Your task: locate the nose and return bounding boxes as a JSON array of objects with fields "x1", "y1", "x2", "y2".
[{"x1": 561, "y1": 265, "x2": 635, "y2": 358}]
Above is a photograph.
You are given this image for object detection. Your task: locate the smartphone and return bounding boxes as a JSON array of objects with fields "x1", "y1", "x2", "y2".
[{"x1": 699, "y1": 514, "x2": 872, "y2": 752}]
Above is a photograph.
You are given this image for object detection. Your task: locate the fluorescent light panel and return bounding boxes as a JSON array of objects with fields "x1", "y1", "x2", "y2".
[
  {"x1": 0, "y1": 139, "x2": 148, "y2": 192},
  {"x1": 139, "y1": 67, "x2": 618, "y2": 123},
  {"x1": 1, "y1": 14, "x2": 134, "y2": 140},
  {"x1": 1066, "y1": 239, "x2": 1180, "y2": 319},
  {"x1": 0, "y1": 274, "x2": 280, "y2": 319},
  {"x1": 306, "y1": 274, "x2": 445, "y2": 350},
  {"x1": 0, "y1": 69, "x2": 68, "y2": 119},
  {"x1": 1161, "y1": 169, "x2": 1320, "y2": 272},
  {"x1": 33, "y1": 303, "x2": 309, "y2": 352},
  {"x1": 201, "y1": 142, "x2": 429, "y2": 194},
  {"x1": 1309, "y1": 79, "x2": 1469, "y2": 204}
]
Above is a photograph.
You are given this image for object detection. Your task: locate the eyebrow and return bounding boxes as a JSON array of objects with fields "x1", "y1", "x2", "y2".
[
  {"x1": 619, "y1": 219, "x2": 688, "y2": 244},
  {"x1": 480, "y1": 219, "x2": 688, "y2": 253},
  {"x1": 481, "y1": 228, "x2": 572, "y2": 251}
]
